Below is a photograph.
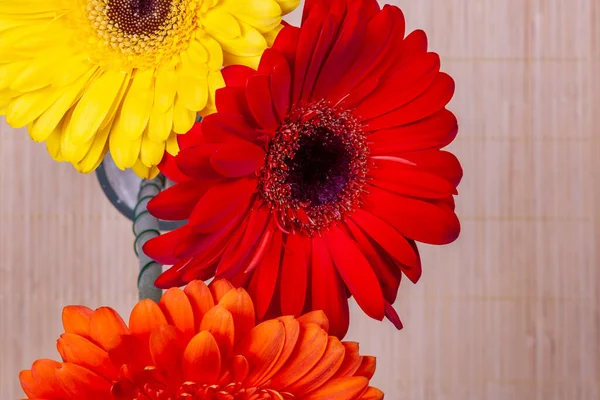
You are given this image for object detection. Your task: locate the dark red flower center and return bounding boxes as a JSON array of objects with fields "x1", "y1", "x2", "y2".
[
  {"x1": 106, "y1": 0, "x2": 172, "y2": 35},
  {"x1": 258, "y1": 101, "x2": 369, "y2": 235}
]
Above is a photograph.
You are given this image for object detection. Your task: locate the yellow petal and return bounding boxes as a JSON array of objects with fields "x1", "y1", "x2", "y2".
[
  {"x1": 132, "y1": 159, "x2": 160, "y2": 179},
  {"x1": 201, "y1": 70, "x2": 225, "y2": 116},
  {"x1": 109, "y1": 118, "x2": 142, "y2": 170},
  {"x1": 154, "y1": 66, "x2": 178, "y2": 113},
  {"x1": 177, "y1": 57, "x2": 209, "y2": 111},
  {"x1": 29, "y1": 67, "x2": 98, "y2": 142},
  {"x1": 5, "y1": 87, "x2": 63, "y2": 128},
  {"x1": 205, "y1": 19, "x2": 267, "y2": 58},
  {"x1": 274, "y1": 0, "x2": 299, "y2": 15},
  {"x1": 66, "y1": 69, "x2": 128, "y2": 144},
  {"x1": 264, "y1": 24, "x2": 283, "y2": 47},
  {"x1": 45, "y1": 123, "x2": 64, "y2": 162},
  {"x1": 200, "y1": 9, "x2": 243, "y2": 39},
  {"x1": 148, "y1": 106, "x2": 174, "y2": 142},
  {"x1": 165, "y1": 131, "x2": 180, "y2": 156},
  {"x1": 223, "y1": 51, "x2": 261, "y2": 70},
  {"x1": 74, "y1": 120, "x2": 112, "y2": 173},
  {"x1": 140, "y1": 130, "x2": 166, "y2": 168},
  {"x1": 196, "y1": 34, "x2": 224, "y2": 71},
  {"x1": 0, "y1": 0, "x2": 65, "y2": 14},
  {"x1": 0, "y1": 61, "x2": 28, "y2": 89},
  {"x1": 61, "y1": 115, "x2": 95, "y2": 163},
  {"x1": 219, "y1": 0, "x2": 282, "y2": 33},
  {"x1": 112, "y1": 68, "x2": 154, "y2": 139},
  {"x1": 172, "y1": 96, "x2": 196, "y2": 134}
]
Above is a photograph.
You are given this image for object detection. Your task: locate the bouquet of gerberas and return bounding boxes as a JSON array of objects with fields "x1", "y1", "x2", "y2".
[{"x1": 2, "y1": 0, "x2": 462, "y2": 398}]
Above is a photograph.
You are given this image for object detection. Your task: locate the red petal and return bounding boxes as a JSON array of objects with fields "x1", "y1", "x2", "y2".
[
  {"x1": 349, "y1": 209, "x2": 421, "y2": 280},
  {"x1": 201, "y1": 113, "x2": 262, "y2": 143},
  {"x1": 385, "y1": 302, "x2": 403, "y2": 330},
  {"x1": 188, "y1": 178, "x2": 255, "y2": 232},
  {"x1": 143, "y1": 225, "x2": 195, "y2": 265},
  {"x1": 279, "y1": 234, "x2": 308, "y2": 317},
  {"x1": 248, "y1": 229, "x2": 283, "y2": 320},
  {"x1": 398, "y1": 149, "x2": 463, "y2": 187},
  {"x1": 325, "y1": 227, "x2": 385, "y2": 321},
  {"x1": 258, "y1": 49, "x2": 292, "y2": 122},
  {"x1": 147, "y1": 180, "x2": 213, "y2": 221},
  {"x1": 215, "y1": 87, "x2": 253, "y2": 120},
  {"x1": 246, "y1": 74, "x2": 279, "y2": 131},
  {"x1": 311, "y1": 237, "x2": 349, "y2": 339},
  {"x1": 365, "y1": 73, "x2": 455, "y2": 130},
  {"x1": 328, "y1": 7, "x2": 402, "y2": 103},
  {"x1": 272, "y1": 26, "x2": 301, "y2": 71},
  {"x1": 217, "y1": 207, "x2": 270, "y2": 278},
  {"x1": 292, "y1": 1, "x2": 328, "y2": 104},
  {"x1": 158, "y1": 152, "x2": 188, "y2": 184},
  {"x1": 370, "y1": 158, "x2": 458, "y2": 199},
  {"x1": 311, "y1": 0, "x2": 370, "y2": 101},
  {"x1": 175, "y1": 144, "x2": 222, "y2": 180},
  {"x1": 222, "y1": 65, "x2": 255, "y2": 88},
  {"x1": 298, "y1": 14, "x2": 340, "y2": 103},
  {"x1": 178, "y1": 122, "x2": 205, "y2": 150},
  {"x1": 210, "y1": 141, "x2": 265, "y2": 178},
  {"x1": 364, "y1": 186, "x2": 461, "y2": 245},
  {"x1": 344, "y1": 218, "x2": 403, "y2": 301},
  {"x1": 368, "y1": 109, "x2": 458, "y2": 153},
  {"x1": 355, "y1": 52, "x2": 440, "y2": 120}
]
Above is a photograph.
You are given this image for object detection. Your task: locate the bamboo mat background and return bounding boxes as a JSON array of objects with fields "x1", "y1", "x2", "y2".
[{"x1": 1, "y1": 1, "x2": 599, "y2": 399}]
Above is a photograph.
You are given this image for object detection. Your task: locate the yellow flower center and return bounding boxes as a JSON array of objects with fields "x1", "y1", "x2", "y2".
[{"x1": 81, "y1": 0, "x2": 200, "y2": 69}]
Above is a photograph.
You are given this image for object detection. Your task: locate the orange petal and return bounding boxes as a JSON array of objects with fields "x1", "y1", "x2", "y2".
[
  {"x1": 129, "y1": 299, "x2": 168, "y2": 335},
  {"x1": 269, "y1": 323, "x2": 328, "y2": 390},
  {"x1": 231, "y1": 355, "x2": 250, "y2": 382},
  {"x1": 333, "y1": 342, "x2": 362, "y2": 378},
  {"x1": 182, "y1": 330, "x2": 221, "y2": 384},
  {"x1": 217, "y1": 287, "x2": 256, "y2": 341},
  {"x1": 90, "y1": 307, "x2": 128, "y2": 351},
  {"x1": 259, "y1": 316, "x2": 300, "y2": 384},
  {"x1": 285, "y1": 336, "x2": 346, "y2": 395},
  {"x1": 149, "y1": 325, "x2": 185, "y2": 382},
  {"x1": 184, "y1": 280, "x2": 216, "y2": 330},
  {"x1": 108, "y1": 333, "x2": 153, "y2": 371},
  {"x1": 238, "y1": 320, "x2": 286, "y2": 387},
  {"x1": 159, "y1": 288, "x2": 195, "y2": 338},
  {"x1": 355, "y1": 356, "x2": 376, "y2": 379},
  {"x1": 360, "y1": 386, "x2": 385, "y2": 400},
  {"x1": 297, "y1": 310, "x2": 329, "y2": 333},
  {"x1": 209, "y1": 279, "x2": 235, "y2": 302},
  {"x1": 20, "y1": 360, "x2": 67, "y2": 398},
  {"x1": 57, "y1": 333, "x2": 118, "y2": 381},
  {"x1": 55, "y1": 362, "x2": 112, "y2": 398},
  {"x1": 62, "y1": 306, "x2": 93, "y2": 338},
  {"x1": 302, "y1": 376, "x2": 369, "y2": 400},
  {"x1": 199, "y1": 305, "x2": 235, "y2": 359}
]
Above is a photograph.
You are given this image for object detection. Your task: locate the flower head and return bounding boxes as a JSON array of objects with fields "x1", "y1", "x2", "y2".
[
  {"x1": 0, "y1": 0, "x2": 299, "y2": 178},
  {"x1": 20, "y1": 279, "x2": 382, "y2": 399},
  {"x1": 144, "y1": 0, "x2": 462, "y2": 337}
]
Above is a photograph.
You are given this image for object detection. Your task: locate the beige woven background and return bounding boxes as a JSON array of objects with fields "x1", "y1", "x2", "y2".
[{"x1": 1, "y1": 1, "x2": 599, "y2": 398}]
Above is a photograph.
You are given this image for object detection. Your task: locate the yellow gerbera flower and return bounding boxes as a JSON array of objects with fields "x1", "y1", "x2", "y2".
[{"x1": 0, "y1": 0, "x2": 299, "y2": 178}]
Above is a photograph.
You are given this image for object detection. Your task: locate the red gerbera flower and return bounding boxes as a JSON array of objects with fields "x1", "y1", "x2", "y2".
[{"x1": 145, "y1": 0, "x2": 462, "y2": 338}]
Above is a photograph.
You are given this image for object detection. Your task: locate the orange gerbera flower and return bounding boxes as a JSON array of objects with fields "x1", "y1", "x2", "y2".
[{"x1": 20, "y1": 279, "x2": 383, "y2": 400}]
